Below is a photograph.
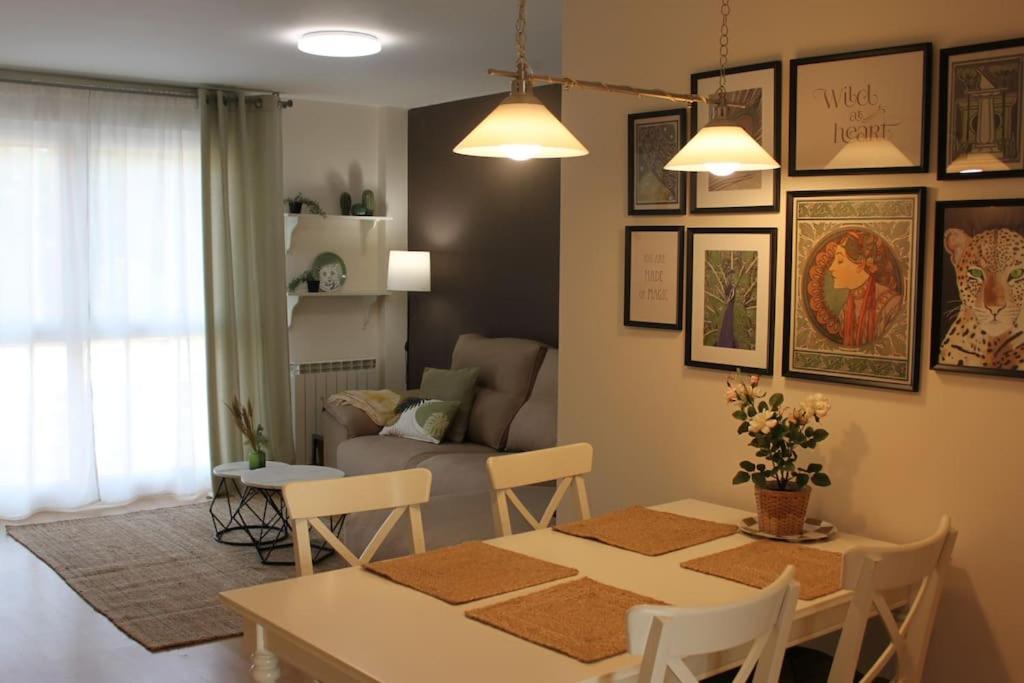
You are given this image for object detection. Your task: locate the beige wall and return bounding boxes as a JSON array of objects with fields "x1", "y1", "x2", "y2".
[
  {"x1": 282, "y1": 99, "x2": 408, "y2": 391},
  {"x1": 559, "y1": 1, "x2": 1022, "y2": 680}
]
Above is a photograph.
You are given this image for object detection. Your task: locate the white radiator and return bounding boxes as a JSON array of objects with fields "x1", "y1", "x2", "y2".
[{"x1": 290, "y1": 358, "x2": 379, "y2": 464}]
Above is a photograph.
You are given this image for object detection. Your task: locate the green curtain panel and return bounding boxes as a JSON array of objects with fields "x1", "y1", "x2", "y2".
[{"x1": 200, "y1": 90, "x2": 294, "y2": 468}]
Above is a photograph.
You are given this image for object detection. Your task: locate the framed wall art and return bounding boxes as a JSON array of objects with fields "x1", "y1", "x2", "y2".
[
  {"x1": 782, "y1": 188, "x2": 927, "y2": 391},
  {"x1": 789, "y1": 43, "x2": 931, "y2": 176},
  {"x1": 931, "y1": 198, "x2": 1024, "y2": 378},
  {"x1": 624, "y1": 226, "x2": 684, "y2": 329},
  {"x1": 689, "y1": 61, "x2": 781, "y2": 213},
  {"x1": 938, "y1": 37, "x2": 1024, "y2": 180},
  {"x1": 627, "y1": 109, "x2": 687, "y2": 215},
  {"x1": 685, "y1": 228, "x2": 777, "y2": 374}
]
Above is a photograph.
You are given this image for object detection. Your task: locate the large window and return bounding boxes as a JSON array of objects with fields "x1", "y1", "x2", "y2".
[{"x1": 0, "y1": 82, "x2": 209, "y2": 519}]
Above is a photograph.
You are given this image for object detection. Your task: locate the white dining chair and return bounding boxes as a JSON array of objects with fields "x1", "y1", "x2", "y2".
[
  {"x1": 623, "y1": 566, "x2": 800, "y2": 683},
  {"x1": 486, "y1": 442, "x2": 593, "y2": 537},
  {"x1": 281, "y1": 468, "x2": 432, "y2": 577},
  {"x1": 786, "y1": 514, "x2": 956, "y2": 683}
]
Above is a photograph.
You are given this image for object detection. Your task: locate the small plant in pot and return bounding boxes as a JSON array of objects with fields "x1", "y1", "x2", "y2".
[
  {"x1": 227, "y1": 396, "x2": 270, "y2": 469},
  {"x1": 725, "y1": 373, "x2": 832, "y2": 537},
  {"x1": 283, "y1": 193, "x2": 328, "y2": 218},
  {"x1": 288, "y1": 269, "x2": 320, "y2": 293}
]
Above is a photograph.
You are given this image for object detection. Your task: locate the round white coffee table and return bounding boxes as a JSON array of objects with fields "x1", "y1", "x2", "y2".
[
  {"x1": 209, "y1": 460, "x2": 288, "y2": 546},
  {"x1": 239, "y1": 465, "x2": 346, "y2": 565}
]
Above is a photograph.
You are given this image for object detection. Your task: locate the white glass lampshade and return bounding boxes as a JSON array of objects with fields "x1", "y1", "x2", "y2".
[
  {"x1": 387, "y1": 251, "x2": 431, "y2": 292},
  {"x1": 454, "y1": 92, "x2": 589, "y2": 161},
  {"x1": 297, "y1": 31, "x2": 382, "y2": 58},
  {"x1": 946, "y1": 151, "x2": 1011, "y2": 174},
  {"x1": 826, "y1": 138, "x2": 913, "y2": 170},
  {"x1": 665, "y1": 121, "x2": 779, "y2": 176}
]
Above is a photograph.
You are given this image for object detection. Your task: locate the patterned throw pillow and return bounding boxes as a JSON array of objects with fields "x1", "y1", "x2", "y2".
[{"x1": 379, "y1": 398, "x2": 461, "y2": 444}]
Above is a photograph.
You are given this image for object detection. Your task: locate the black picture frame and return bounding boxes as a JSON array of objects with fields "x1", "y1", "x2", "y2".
[
  {"x1": 624, "y1": 226, "x2": 684, "y2": 330},
  {"x1": 627, "y1": 109, "x2": 687, "y2": 215},
  {"x1": 930, "y1": 198, "x2": 1024, "y2": 379},
  {"x1": 789, "y1": 43, "x2": 932, "y2": 176},
  {"x1": 685, "y1": 228, "x2": 777, "y2": 375},
  {"x1": 937, "y1": 37, "x2": 1024, "y2": 181},
  {"x1": 782, "y1": 188, "x2": 928, "y2": 392},
  {"x1": 689, "y1": 61, "x2": 782, "y2": 214}
]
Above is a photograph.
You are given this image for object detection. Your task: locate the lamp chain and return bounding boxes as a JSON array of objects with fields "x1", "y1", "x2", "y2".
[
  {"x1": 716, "y1": 0, "x2": 731, "y2": 115},
  {"x1": 514, "y1": 0, "x2": 529, "y2": 88}
]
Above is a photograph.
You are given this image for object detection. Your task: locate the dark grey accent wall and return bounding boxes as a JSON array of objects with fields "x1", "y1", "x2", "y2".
[{"x1": 406, "y1": 85, "x2": 561, "y2": 387}]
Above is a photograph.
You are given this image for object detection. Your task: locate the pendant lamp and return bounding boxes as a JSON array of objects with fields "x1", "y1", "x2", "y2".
[{"x1": 664, "y1": 0, "x2": 779, "y2": 177}]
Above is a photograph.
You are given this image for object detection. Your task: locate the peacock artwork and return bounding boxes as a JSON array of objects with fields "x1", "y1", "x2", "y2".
[{"x1": 703, "y1": 250, "x2": 759, "y2": 350}]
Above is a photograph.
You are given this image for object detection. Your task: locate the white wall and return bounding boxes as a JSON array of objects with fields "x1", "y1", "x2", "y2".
[
  {"x1": 560, "y1": 1, "x2": 1023, "y2": 681},
  {"x1": 282, "y1": 98, "x2": 408, "y2": 391}
]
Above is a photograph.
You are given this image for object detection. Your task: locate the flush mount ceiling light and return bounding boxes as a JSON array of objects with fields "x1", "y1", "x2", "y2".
[
  {"x1": 457, "y1": 0, "x2": 778, "y2": 175},
  {"x1": 297, "y1": 31, "x2": 382, "y2": 58}
]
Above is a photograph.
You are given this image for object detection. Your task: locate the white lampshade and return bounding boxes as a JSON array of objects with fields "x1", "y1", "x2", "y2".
[
  {"x1": 826, "y1": 138, "x2": 913, "y2": 170},
  {"x1": 454, "y1": 92, "x2": 589, "y2": 161},
  {"x1": 387, "y1": 251, "x2": 431, "y2": 292},
  {"x1": 665, "y1": 121, "x2": 779, "y2": 176},
  {"x1": 946, "y1": 151, "x2": 1011, "y2": 174}
]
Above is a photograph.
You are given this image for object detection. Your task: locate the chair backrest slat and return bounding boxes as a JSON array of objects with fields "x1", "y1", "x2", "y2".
[
  {"x1": 282, "y1": 468, "x2": 432, "y2": 577},
  {"x1": 486, "y1": 443, "x2": 593, "y2": 537},
  {"x1": 628, "y1": 566, "x2": 800, "y2": 683},
  {"x1": 827, "y1": 516, "x2": 956, "y2": 683}
]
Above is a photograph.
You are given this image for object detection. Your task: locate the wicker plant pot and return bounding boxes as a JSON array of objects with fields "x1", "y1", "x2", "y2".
[{"x1": 755, "y1": 485, "x2": 811, "y2": 536}]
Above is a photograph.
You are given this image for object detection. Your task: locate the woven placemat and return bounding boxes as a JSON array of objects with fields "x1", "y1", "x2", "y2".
[
  {"x1": 681, "y1": 540, "x2": 842, "y2": 600},
  {"x1": 554, "y1": 506, "x2": 738, "y2": 556},
  {"x1": 466, "y1": 577, "x2": 664, "y2": 663},
  {"x1": 364, "y1": 541, "x2": 578, "y2": 604}
]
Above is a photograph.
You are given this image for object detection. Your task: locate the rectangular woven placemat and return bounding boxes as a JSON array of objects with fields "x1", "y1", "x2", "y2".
[
  {"x1": 681, "y1": 540, "x2": 842, "y2": 600},
  {"x1": 364, "y1": 541, "x2": 578, "y2": 604},
  {"x1": 554, "y1": 506, "x2": 737, "y2": 556},
  {"x1": 466, "y1": 577, "x2": 664, "y2": 663}
]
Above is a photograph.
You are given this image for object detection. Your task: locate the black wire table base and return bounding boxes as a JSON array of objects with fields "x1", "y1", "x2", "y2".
[
  {"x1": 209, "y1": 476, "x2": 287, "y2": 547},
  {"x1": 238, "y1": 485, "x2": 344, "y2": 566}
]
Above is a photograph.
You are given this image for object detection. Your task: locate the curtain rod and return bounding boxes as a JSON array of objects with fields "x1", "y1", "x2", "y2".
[{"x1": 0, "y1": 67, "x2": 293, "y2": 107}]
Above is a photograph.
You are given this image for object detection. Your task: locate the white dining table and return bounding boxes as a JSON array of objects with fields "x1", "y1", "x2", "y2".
[{"x1": 220, "y1": 498, "x2": 892, "y2": 683}]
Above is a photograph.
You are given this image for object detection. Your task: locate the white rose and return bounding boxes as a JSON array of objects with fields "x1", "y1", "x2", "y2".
[
  {"x1": 802, "y1": 393, "x2": 830, "y2": 420},
  {"x1": 725, "y1": 387, "x2": 738, "y2": 403},
  {"x1": 748, "y1": 410, "x2": 779, "y2": 435}
]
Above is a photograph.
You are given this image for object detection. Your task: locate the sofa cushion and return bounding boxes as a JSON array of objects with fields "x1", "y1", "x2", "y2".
[
  {"x1": 379, "y1": 398, "x2": 461, "y2": 444},
  {"x1": 419, "y1": 366, "x2": 479, "y2": 442},
  {"x1": 507, "y1": 348, "x2": 557, "y2": 452},
  {"x1": 335, "y1": 435, "x2": 493, "y2": 478},
  {"x1": 451, "y1": 334, "x2": 546, "y2": 450}
]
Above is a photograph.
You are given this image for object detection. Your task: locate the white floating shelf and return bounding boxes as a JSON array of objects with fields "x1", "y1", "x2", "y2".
[
  {"x1": 284, "y1": 213, "x2": 392, "y2": 252},
  {"x1": 286, "y1": 289, "x2": 390, "y2": 326}
]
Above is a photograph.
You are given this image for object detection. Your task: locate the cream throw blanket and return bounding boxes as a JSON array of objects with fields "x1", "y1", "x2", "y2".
[{"x1": 326, "y1": 389, "x2": 401, "y2": 426}]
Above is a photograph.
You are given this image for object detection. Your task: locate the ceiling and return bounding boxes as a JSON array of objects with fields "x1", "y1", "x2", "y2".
[{"x1": 0, "y1": 0, "x2": 562, "y2": 108}]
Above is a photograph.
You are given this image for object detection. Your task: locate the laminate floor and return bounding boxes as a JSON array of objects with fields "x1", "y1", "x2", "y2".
[{"x1": 1, "y1": 505, "x2": 311, "y2": 683}]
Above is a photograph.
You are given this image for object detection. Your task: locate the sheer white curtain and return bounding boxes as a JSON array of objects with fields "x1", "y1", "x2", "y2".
[{"x1": 0, "y1": 82, "x2": 210, "y2": 519}]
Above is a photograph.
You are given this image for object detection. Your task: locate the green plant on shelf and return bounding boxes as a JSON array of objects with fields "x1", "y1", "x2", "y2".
[
  {"x1": 287, "y1": 269, "x2": 318, "y2": 292},
  {"x1": 283, "y1": 193, "x2": 328, "y2": 218}
]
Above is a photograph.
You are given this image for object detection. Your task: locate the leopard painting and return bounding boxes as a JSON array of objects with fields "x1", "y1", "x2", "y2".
[{"x1": 939, "y1": 227, "x2": 1024, "y2": 370}]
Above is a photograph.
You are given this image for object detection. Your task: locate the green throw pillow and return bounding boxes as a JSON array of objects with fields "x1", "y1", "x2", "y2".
[
  {"x1": 419, "y1": 366, "x2": 479, "y2": 443},
  {"x1": 380, "y1": 398, "x2": 461, "y2": 444}
]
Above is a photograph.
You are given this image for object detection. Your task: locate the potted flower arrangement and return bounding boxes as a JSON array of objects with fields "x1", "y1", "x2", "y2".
[
  {"x1": 726, "y1": 374, "x2": 832, "y2": 536},
  {"x1": 284, "y1": 193, "x2": 328, "y2": 217},
  {"x1": 227, "y1": 396, "x2": 269, "y2": 469}
]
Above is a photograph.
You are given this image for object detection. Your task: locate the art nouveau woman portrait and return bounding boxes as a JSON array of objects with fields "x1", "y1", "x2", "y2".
[{"x1": 805, "y1": 227, "x2": 904, "y2": 348}]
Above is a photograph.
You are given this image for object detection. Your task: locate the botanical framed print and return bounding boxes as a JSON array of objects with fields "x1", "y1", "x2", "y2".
[
  {"x1": 931, "y1": 199, "x2": 1024, "y2": 378},
  {"x1": 689, "y1": 61, "x2": 781, "y2": 213},
  {"x1": 624, "y1": 226, "x2": 684, "y2": 329},
  {"x1": 782, "y1": 188, "x2": 927, "y2": 391},
  {"x1": 938, "y1": 38, "x2": 1024, "y2": 180},
  {"x1": 685, "y1": 228, "x2": 777, "y2": 375},
  {"x1": 628, "y1": 109, "x2": 687, "y2": 215},
  {"x1": 789, "y1": 44, "x2": 932, "y2": 176}
]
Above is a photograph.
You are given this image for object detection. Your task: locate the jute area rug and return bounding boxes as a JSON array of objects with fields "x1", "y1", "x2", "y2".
[{"x1": 8, "y1": 501, "x2": 342, "y2": 651}]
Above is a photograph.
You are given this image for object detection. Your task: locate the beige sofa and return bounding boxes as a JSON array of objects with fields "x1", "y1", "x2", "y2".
[{"x1": 321, "y1": 334, "x2": 557, "y2": 558}]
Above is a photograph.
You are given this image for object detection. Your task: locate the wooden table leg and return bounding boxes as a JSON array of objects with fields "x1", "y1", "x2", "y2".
[{"x1": 251, "y1": 623, "x2": 281, "y2": 683}]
